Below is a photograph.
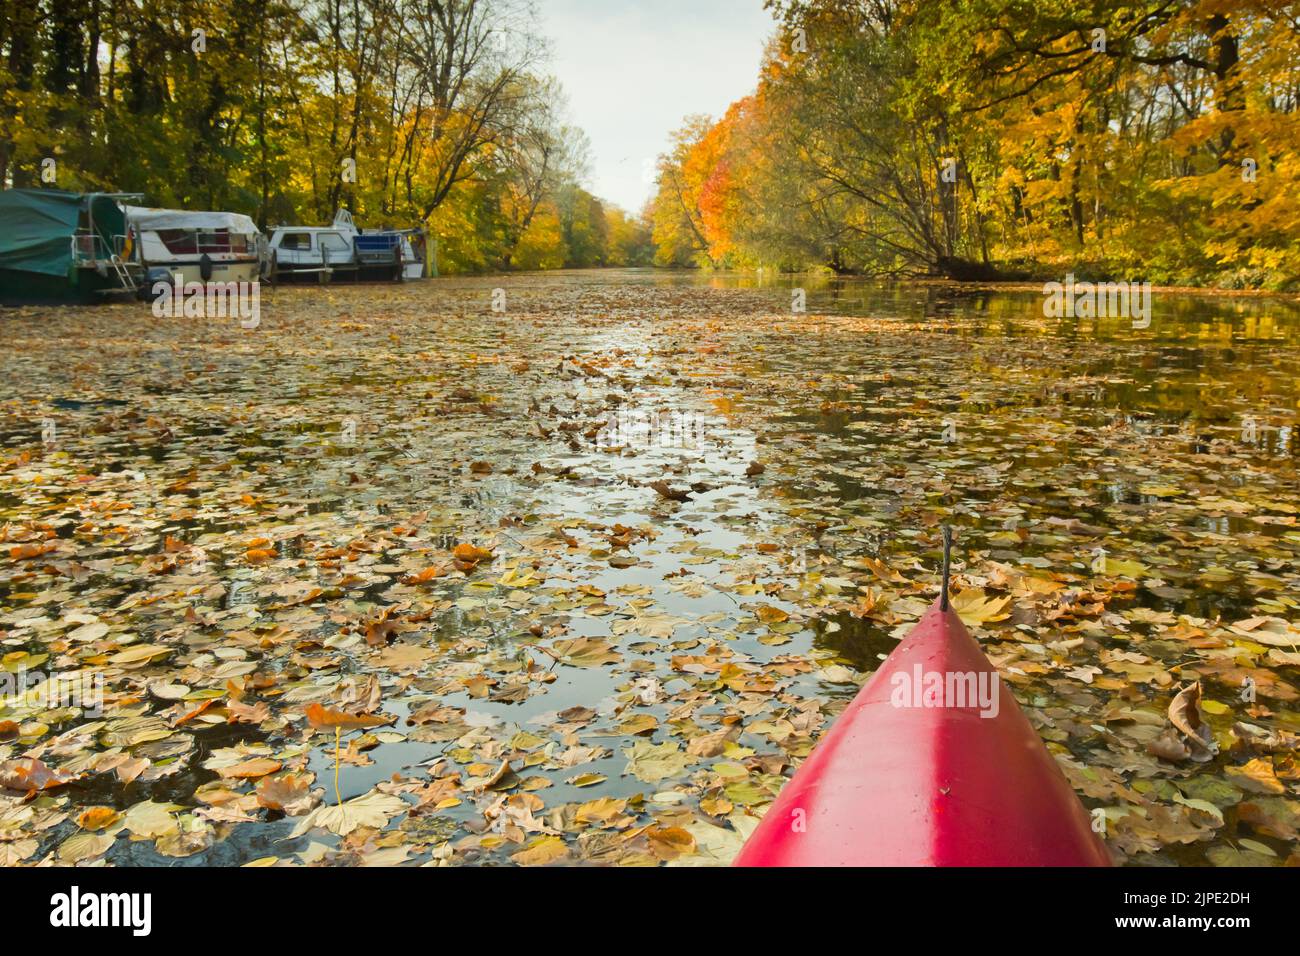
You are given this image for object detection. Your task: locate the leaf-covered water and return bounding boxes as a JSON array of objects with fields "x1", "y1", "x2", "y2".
[{"x1": 1, "y1": 270, "x2": 1298, "y2": 866}]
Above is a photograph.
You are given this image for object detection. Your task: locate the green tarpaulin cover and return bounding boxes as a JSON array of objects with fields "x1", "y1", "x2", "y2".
[{"x1": 0, "y1": 188, "x2": 83, "y2": 277}]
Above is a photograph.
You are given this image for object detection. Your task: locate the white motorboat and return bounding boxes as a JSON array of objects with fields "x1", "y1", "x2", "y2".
[
  {"x1": 268, "y1": 209, "x2": 426, "y2": 282},
  {"x1": 125, "y1": 205, "x2": 261, "y2": 288}
]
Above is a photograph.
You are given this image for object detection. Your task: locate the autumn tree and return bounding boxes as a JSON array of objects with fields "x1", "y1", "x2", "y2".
[{"x1": 651, "y1": 0, "x2": 1300, "y2": 288}]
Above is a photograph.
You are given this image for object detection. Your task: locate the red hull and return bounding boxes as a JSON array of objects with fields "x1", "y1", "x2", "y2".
[{"x1": 734, "y1": 600, "x2": 1112, "y2": 867}]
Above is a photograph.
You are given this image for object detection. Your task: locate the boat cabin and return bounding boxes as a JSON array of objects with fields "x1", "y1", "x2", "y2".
[{"x1": 125, "y1": 206, "x2": 263, "y2": 288}]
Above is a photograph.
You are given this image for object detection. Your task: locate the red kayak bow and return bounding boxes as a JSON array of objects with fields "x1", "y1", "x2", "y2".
[{"x1": 734, "y1": 531, "x2": 1112, "y2": 867}]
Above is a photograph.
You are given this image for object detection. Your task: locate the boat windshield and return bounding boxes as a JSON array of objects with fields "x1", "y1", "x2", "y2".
[
  {"x1": 277, "y1": 232, "x2": 314, "y2": 251},
  {"x1": 155, "y1": 229, "x2": 250, "y2": 255}
]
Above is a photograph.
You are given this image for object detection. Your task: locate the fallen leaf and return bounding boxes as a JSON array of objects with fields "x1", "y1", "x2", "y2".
[
  {"x1": 623, "y1": 740, "x2": 694, "y2": 783},
  {"x1": 0, "y1": 758, "x2": 80, "y2": 792},
  {"x1": 256, "y1": 774, "x2": 317, "y2": 815},
  {"x1": 546, "y1": 637, "x2": 622, "y2": 667},
  {"x1": 511, "y1": 835, "x2": 570, "y2": 865},
  {"x1": 304, "y1": 703, "x2": 390, "y2": 731},
  {"x1": 949, "y1": 591, "x2": 1012, "y2": 626},
  {"x1": 76, "y1": 807, "x2": 122, "y2": 831},
  {"x1": 1168, "y1": 682, "x2": 1217, "y2": 762},
  {"x1": 220, "y1": 757, "x2": 283, "y2": 780},
  {"x1": 289, "y1": 790, "x2": 407, "y2": 837}
]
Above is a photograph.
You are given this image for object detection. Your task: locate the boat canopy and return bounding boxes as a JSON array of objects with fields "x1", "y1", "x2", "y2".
[
  {"x1": 124, "y1": 206, "x2": 259, "y2": 236},
  {"x1": 0, "y1": 189, "x2": 132, "y2": 276}
]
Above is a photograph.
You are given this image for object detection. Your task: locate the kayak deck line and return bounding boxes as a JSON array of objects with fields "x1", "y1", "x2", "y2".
[
  {"x1": 939, "y1": 525, "x2": 953, "y2": 612},
  {"x1": 733, "y1": 590, "x2": 1113, "y2": 867}
]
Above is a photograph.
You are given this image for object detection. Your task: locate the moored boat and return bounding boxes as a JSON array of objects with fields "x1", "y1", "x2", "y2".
[
  {"x1": 0, "y1": 189, "x2": 144, "y2": 304},
  {"x1": 734, "y1": 530, "x2": 1113, "y2": 867},
  {"x1": 124, "y1": 205, "x2": 262, "y2": 291},
  {"x1": 267, "y1": 209, "x2": 360, "y2": 283},
  {"x1": 267, "y1": 209, "x2": 423, "y2": 283}
]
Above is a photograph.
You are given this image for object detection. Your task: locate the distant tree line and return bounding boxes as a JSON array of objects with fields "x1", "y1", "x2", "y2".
[{"x1": 0, "y1": 0, "x2": 653, "y2": 272}]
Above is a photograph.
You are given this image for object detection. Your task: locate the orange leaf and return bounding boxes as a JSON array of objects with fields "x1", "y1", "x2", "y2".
[
  {"x1": 402, "y1": 565, "x2": 448, "y2": 584},
  {"x1": 172, "y1": 698, "x2": 217, "y2": 727},
  {"x1": 452, "y1": 543, "x2": 494, "y2": 563},
  {"x1": 304, "y1": 702, "x2": 389, "y2": 731},
  {"x1": 77, "y1": 806, "x2": 121, "y2": 830},
  {"x1": 645, "y1": 825, "x2": 697, "y2": 861},
  {"x1": 8, "y1": 542, "x2": 56, "y2": 560},
  {"x1": 220, "y1": 757, "x2": 283, "y2": 780}
]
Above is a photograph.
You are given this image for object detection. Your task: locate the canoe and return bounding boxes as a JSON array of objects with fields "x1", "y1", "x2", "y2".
[{"x1": 734, "y1": 536, "x2": 1112, "y2": 867}]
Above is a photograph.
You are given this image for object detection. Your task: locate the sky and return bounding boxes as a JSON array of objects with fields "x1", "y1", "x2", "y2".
[{"x1": 537, "y1": 0, "x2": 777, "y2": 215}]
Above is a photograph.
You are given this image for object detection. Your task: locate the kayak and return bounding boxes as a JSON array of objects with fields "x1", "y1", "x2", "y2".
[{"x1": 734, "y1": 537, "x2": 1112, "y2": 867}]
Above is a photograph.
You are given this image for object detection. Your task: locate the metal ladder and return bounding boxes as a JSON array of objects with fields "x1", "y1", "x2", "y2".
[{"x1": 107, "y1": 252, "x2": 137, "y2": 293}]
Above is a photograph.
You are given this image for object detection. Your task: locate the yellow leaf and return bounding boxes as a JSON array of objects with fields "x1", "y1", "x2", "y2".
[
  {"x1": 949, "y1": 591, "x2": 1012, "y2": 626},
  {"x1": 511, "y1": 835, "x2": 570, "y2": 865}
]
